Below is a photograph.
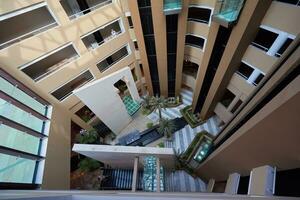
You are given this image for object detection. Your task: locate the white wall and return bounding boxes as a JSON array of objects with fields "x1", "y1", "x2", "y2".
[{"x1": 74, "y1": 67, "x2": 140, "y2": 134}]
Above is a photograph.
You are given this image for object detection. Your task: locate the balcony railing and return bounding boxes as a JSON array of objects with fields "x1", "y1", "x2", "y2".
[
  {"x1": 212, "y1": 0, "x2": 245, "y2": 27},
  {"x1": 68, "y1": 0, "x2": 112, "y2": 20},
  {"x1": 187, "y1": 18, "x2": 209, "y2": 24},
  {"x1": 98, "y1": 52, "x2": 129, "y2": 72},
  {"x1": 88, "y1": 30, "x2": 122, "y2": 50},
  {"x1": 0, "y1": 22, "x2": 57, "y2": 50},
  {"x1": 163, "y1": 0, "x2": 182, "y2": 15},
  {"x1": 34, "y1": 55, "x2": 79, "y2": 82},
  {"x1": 251, "y1": 41, "x2": 269, "y2": 52},
  {"x1": 185, "y1": 43, "x2": 203, "y2": 50}
]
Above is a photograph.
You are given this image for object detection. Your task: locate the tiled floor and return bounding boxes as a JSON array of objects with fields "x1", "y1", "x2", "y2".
[
  {"x1": 115, "y1": 110, "x2": 153, "y2": 144},
  {"x1": 146, "y1": 89, "x2": 222, "y2": 154}
]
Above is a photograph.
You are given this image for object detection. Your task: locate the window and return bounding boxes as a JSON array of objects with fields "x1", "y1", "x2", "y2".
[
  {"x1": 21, "y1": 44, "x2": 79, "y2": 81},
  {"x1": 81, "y1": 19, "x2": 123, "y2": 50},
  {"x1": 0, "y1": 3, "x2": 57, "y2": 50},
  {"x1": 127, "y1": 16, "x2": 134, "y2": 28},
  {"x1": 187, "y1": 7, "x2": 211, "y2": 24},
  {"x1": 139, "y1": 64, "x2": 144, "y2": 77},
  {"x1": 254, "y1": 73, "x2": 265, "y2": 85},
  {"x1": 237, "y1": 62, "x2": 254, "y2": 79},
  {"x1": 60, "y1": 0, "x2": 112, "y2": 20},
  {"x1": 252, "y1": 28, "x2": 278, "y2": 52},
  {"x1": 231, "y1": 99, "x2": 243, "y2": 113},
  {"x1": 51, "y1": 70, "x2": 94, "y2": 101},
  {"x1": 0, "y1": 69, "x2": 51, "y2": 187},
  {"x1": 185, "y1": 35, "x2": 205, "y2": 49},
  {"x1": 220, "y1": 89, "x2": 235, "y2": 108},
  {"x1": 97, "y1": 46, "x2": 130, "y2": 72},
  {"x1": 275, "y1": 38, "x2": 293, "y2": 57},
  {"x1": 134, "y1": 41, "x2": 139, "y2": 50}
]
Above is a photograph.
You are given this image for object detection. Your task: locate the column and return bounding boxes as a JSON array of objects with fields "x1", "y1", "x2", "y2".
[
  {"x1": 156, "y1": 157, "x2": 160, "y2": 192},
  {"x1": 247, "y1": 69, "x2": 262, "y2": 85},
  {"x1": 267, "y1": 32, "x2": 289, "y2": 56},
  {"x1": 131, "y1": 156, "x2": 139, "y2": 192}
]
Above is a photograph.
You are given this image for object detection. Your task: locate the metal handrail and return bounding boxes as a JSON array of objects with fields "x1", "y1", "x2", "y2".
[
  {"x1": 57, "y1": 78, "x2": 93, "y2": 101},
  {"x1": 68, "y1": 0, "x2": 112, "y2": 20},
  {"x1": 251, "y1": 42, "x2": 269, "y2": 52},
  {"x1": 235, "y1": 71, "x2": 249, "y2": 80},
  {"x1": 187, "y1": 18, "x2": 209, "y2": 24},
  {"x1": 34, "y1": 55, "x2": 79, "y2": 82},
  {"x1": 185, "y1": 43, "x2": 203, "y2": 50},
  {"x1": 88, "y1": 30, "x2": 122, "y2": 50},
  {"x1": 0, "y1": 22, "x2": 57, "y2": 50},
  {"x1": 98, "y1": 53, "x2": 129, "y2": 72}
]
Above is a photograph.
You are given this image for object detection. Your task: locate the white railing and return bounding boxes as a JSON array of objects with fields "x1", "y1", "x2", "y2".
[
  {"x1": 0, "y1": 22, "x2": 58, "y2": 50},
  {"x1": 88, "y1": 30, "x2": 122, "y2": 50},
  {"x1": 68, "y1": 0, "x2": 112, "y2": 20}
]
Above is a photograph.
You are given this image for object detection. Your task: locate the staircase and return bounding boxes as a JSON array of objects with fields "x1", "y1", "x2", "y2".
[
  {"x1": 165, "y1": 170, "x2": 207, "y2": 192},
  {"x1": 100, "y1": 168, "x2": 143, "y2": 190}
]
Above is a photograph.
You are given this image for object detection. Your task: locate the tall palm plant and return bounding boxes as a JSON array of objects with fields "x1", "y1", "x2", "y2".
[
  {"x1": 150, "y1": 96, "x2": 168, "y2": 120},
  {"x1": 158, "y1": 118, "x2": 176, "y2": 139}
]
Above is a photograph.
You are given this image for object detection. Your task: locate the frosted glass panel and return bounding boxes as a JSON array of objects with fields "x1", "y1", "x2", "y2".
[
  {"x1": 0, "y1": 124, "x2": 40, "y2": 155},
  {"x1": 0, "y1": 99, "x2": 44, "y2": 133},
  {"x1": 0, "y1": 77, "x2": 47, "y2": 115},
  {"x1": 0, "y1": 153, "x2": 36, "y2": 183}
]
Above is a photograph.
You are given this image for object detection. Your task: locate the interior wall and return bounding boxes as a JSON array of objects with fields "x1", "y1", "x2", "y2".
[
  {"x1": 196, "y1": 76, "x2": 300, "y2": 181},
  {"x1": 1, "y1": 65, "x2": 71, "y2": 189},
  {"x1": 74, "y1": 67, "x2": 140, "y2": 134},
  {"x1": 42, "y1": 104, "x2": 71, "y2": 189}
]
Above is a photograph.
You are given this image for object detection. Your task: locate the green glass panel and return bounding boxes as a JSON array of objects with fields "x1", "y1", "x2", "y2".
[
  {"x1": 164, "y1": 0, "x2": 182, "y2": 10},
  {"x1": 193, "y1": 138, "x2": 212, "y2": 162},
  {"x1": 0, "y1": 99, "x2": 44, "y2": 133},
  {"x1": 143, "y1": 156, "x2": 164, "y2": 192},
  {"x1": 0, "y1": 77, "x2": 47, "y2": 115},
  {"x1": 0, "y1": 124, "x2": 40, "y2": 155},
  {"x1": 0, "y1": 153, "x2": 36, "y2": 183},
  {"x1": 215, "y1": 0, "x2": 244, "y2": 22}
]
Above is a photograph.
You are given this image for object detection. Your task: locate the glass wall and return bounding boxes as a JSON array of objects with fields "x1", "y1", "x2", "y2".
[{"x1": 0, "y1": 69, "x2": 51, "y2": 187}]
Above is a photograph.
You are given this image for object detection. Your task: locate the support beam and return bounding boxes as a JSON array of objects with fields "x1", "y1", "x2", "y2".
[
  {"x1": 128, "y1": 0, "x2": 154, "y2": 95},
  {"x1": 151, "y1": 0, "x2": 168, "y2": 97},
  {"x1": 156, "y1": 157, "x2": 160, "y2": 192},
  {"x1": 131, "y1": 156, "x2": 139, "y2": 192},
  {"x1": 175, "y1": 0, "x2": 189, "y2": 96}
]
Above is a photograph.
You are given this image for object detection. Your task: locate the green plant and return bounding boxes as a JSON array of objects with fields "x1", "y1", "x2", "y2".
[
  {"x1": 157, "y1": 142, "x2": 165, "y2": 148},
  {"x1": 78, "y1": 158, "x2": 100, "y2": 172},
  {"x1": 146, "y1": 122, "x2": 153, "y2": 129},
  {"x1": 141, "y1": 107, "x2": 151, "y2": 115},
  {"x1": 157, "y1": 118, "x2": 176, "y2": 139},
  {"x1": 76, "y1": 129, "x2": 99, "y2": 144},
  {"x1": 180, "y1": 105, "x2": 205, "y2": 128},
  {"x1": 133, "y1": 73, "x2": 138, "y2": 81},
  {"x1": 141, "y1": 96, "x2": 152, "y2": 110},
  {"x1": 149, "y1": 96, "x2": 168, "y2": 120}
]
